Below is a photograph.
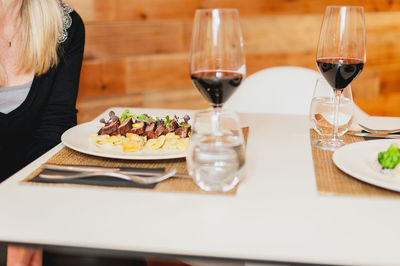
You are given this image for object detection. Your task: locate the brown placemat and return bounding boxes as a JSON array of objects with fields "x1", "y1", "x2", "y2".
[
  {"x1": 310, "y1": 129, "x2": 400, "y2": 198},
  {"x1": 22, "y1": 127, "x2": 249, "y2": 195}
]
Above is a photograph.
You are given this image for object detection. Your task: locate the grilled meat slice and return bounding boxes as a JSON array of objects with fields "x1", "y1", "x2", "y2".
[
  {"x1": 98, "y1": 120, "x2": 120, "y2": 136},
  {"x1": 144, "y1": 122, "x2": 157, "y2": 139},
  {"x1": 130, "y1": 121, "x2": 146, "y2": 135},
  {"x1": 164, "y1": 119, "x2": 178, "y2": 134},
  {"x1": 155, "y1": 124, "x2": 167, "y2": 137},
  {"x1": 175, "y1": 125, "x2": 191, "y2": 138},
  {"x1": 118, "y1": 118, "x2": 133, "y2": 136}
]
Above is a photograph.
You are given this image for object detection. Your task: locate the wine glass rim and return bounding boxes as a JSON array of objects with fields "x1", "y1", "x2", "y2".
[
  {"x1": 325, "y1": 5, "x2": 364, "y2": 10},
  {"x1": 195, "y1": 8, "x2": 239, "y2": 13}
]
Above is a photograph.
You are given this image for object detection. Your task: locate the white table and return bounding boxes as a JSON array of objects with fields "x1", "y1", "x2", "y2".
[{"x1": 1, "y1": 108, "x2": 400, "y2": 266}]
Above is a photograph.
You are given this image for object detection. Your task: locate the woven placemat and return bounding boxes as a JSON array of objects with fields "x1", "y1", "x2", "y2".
[
  {"x1": 310, "y1": 129, "x2": 400, "y2": 198},
  {"x1": 22, "y1": 127, "x2": 249, "y2": 195}
]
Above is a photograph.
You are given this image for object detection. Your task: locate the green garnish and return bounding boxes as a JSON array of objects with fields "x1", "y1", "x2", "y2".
[
  {"x1": 146, "y1": 117, "x2": 155, "y2": 123},
  {"x1": 136, "y1": 114, "x2": 154, "y2": 124},
  {"x1": 117, "y1": 109, "x2": 188, "y2": 126},
  {"x1": 179, "y1": 121, "x2": 189, "y2": 127},
  {"x1": 120, "y1": 109, "x2": 136, "y2": 122},
  {"x1": 164, "y1": 115, "x2": 171, "y2": 126},
  {"x1": 137, "y1": 114, "x2": 147, "y2": 121},
  {"x1": 378, "y1": 143, "x2": 400, "y2": 169}
]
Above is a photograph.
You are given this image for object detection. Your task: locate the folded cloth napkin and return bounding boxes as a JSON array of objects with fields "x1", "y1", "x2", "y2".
[{"x1": 28, "y1": 167, "x2": 165, "y2": 189}]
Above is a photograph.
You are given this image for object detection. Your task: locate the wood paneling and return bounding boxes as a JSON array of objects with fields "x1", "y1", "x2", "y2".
[
  {"x1": 356, "y1": 93, "x2": 400, "y2": 116},
  {"x1": 68, "y1": 0, "x2": 400, "y2": 22},
  {"x1": 76, "y1": 88, "x2": 209, "y2": 123},
  {"x1": 66, "y1": 0, "x2": 400, "y2": 120},
  {"x1": 84, "y1": 21, "x2": 191, "y2": 58},
  {"x1": 78, "y1": 58, "x2": 126, "y2": 97}
]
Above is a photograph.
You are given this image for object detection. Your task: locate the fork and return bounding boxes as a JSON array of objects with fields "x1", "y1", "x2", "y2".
[
  {"x1": 39, "y1": 169, "x2": 179, "y2": 184},
  {"x1": 358, "y1": 123, "x2": 400, "y2": 134}
]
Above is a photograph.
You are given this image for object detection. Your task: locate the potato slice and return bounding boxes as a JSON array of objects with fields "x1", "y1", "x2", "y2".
[
  {"x1": 165, "y1": 132, "x2": 179, "y2": 140},
  {"x1": 163, "y1": 138, "x2": 179, "y2": 150},
  {"x1": 95, "y1": 135, "x2": 111, "y2": 144},
  {"x1": 122, "y1": 140, "x2": 143, "y2": 152},
  {"x1": 145, "y1": 135, "x2": 166, "y2": 150},
  {"x1": 177, "y1": 138, "x2": 190, "y2": 151}
]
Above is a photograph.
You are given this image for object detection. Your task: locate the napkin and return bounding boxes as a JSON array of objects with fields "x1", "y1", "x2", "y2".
[{"x1": 28, "y1": 167, "x2": 165, "y2": 189}]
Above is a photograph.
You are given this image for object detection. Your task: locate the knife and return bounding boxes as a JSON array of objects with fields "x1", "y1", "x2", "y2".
[
  {"x1": 42, "y1": 163, "x2": 191, "y2": 179},
  {"x1": 348, "y1": 132, "x2": 400, "y2": 139}
]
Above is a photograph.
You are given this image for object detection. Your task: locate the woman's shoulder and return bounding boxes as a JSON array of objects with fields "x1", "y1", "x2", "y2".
[
  {"x1": 58, "y1": 1, "x2": 85, "y2": 54},
  {"x1": 59, "y1": 1, "x2": 84, "y2": 43}
]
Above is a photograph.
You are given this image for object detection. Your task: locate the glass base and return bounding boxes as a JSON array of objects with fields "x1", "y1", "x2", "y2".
[
  {"x1": 195, "y1": 176, "x2": 240, "y2": 192},
  {"x1": 312, "y1": 138, "x2": 345, "y2": 151},
  {"x1": 192, "y1": 167, "x2": 244, "y2": 192}
]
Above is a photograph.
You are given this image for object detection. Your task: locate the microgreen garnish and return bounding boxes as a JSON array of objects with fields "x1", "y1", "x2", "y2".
[
  {"x1": 120, "y1": 109, "x2": 136, "y2": 122},
  {"x1": 105, "y1": 109, "x2": 189, "y2": 126},
  {"x1": 164, "y1": 115, "x2": 171, "y2": 126}
]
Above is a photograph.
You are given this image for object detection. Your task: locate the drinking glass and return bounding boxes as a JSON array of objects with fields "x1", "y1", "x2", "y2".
[
  {"x1": 310, "y1": 78, "x2": 354, "y2": 149},
  {"x1": 190, "y1": 9, "x2": 246, "y2": 133},
  {"x1": 316, "y1": 6, "x2": 366, "y2": 150},
  {"x1": 186, "y1": 109, "x2": 246, "y2": 192}
]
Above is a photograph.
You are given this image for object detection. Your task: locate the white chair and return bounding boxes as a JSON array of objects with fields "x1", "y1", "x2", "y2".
[{"x1": 225, "y1": 66, "x2": 321, "y2": 115}]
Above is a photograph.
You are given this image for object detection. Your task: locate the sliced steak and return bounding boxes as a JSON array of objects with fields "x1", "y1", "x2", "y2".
[
  {"x1": 164, "y1": 119, "x2": 178, "y2": 134},
  {"x1": 130, "y1": 121, "x2": 146, "y2": 135},
  {"x1": 144, "y1": 122, "x2": 156, "y2": 139},
  {"x1": 118, "y1": 118, "x2": 133, "y2": 136},
  {"x1": 147, "y1": 132, "x2": 158, "y2": 139},
  {"x1": 175, "y1": 125, "x2": 191, "y2": 138},
  {"x1": 98, "y1": 120, "x2": 120, "y2": 136},
  {"x1": 155, "y1": 124, "x2": 167, "y2": 137}
]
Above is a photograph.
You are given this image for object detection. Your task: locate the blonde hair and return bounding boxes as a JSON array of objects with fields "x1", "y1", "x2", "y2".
[{"x1": 19, "y1": 0, "x2": 63, "y2": 75}]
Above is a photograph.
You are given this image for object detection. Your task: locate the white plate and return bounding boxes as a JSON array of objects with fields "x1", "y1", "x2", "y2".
[
  {"x1": 61, "y1": 108, "x2": 194, "y2": 160},
  {"x1": 333, "y1": 139, "x2": 400, "y2": 192}
]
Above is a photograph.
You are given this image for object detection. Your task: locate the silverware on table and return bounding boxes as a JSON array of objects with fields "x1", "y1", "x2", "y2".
[
  {"x1": 358, "y1": 123, "x2": 400, "y2": 134},
  {"x1": 348, "y1": 132, "x2": 400, "y2": 139},
  {"x1": 40, "y1": 163, "x2": 190, "y2": 184}
]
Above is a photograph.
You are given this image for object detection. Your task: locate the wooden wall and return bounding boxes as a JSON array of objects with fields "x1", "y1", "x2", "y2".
[{"x1": 66, "y1": 0, "x2": 400, "y2": 123}]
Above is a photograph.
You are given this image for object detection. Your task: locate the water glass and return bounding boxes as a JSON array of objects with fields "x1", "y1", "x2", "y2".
[
  {"x1": 186, "y1": 109, "x2": 246, "y2": 192},
  {"x1": 310, "y1": 78, "x2": 354, "y2": 150}
]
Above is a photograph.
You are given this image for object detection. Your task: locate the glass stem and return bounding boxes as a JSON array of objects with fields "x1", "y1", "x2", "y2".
[
  {"x1": 332, "y1": 90, "x2": 342, "y2": 141},
  {"x1": 212, "y1": 106, "x2": 222, "y2": 136}
]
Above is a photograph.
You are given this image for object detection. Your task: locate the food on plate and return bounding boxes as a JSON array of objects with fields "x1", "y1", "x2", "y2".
[
  {"x1": 378, "y1": 143, "x2": 400, "y2": 169},
  {"x1": 91, "y1": 110, "x2": 191, "y2": 152}
]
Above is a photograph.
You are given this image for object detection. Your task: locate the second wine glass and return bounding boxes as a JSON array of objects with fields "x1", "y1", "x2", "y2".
[
  {"x1": 316, "y1": 6, "x2": 366, "y2": 150},
  {"x1": 190, "y1": 8, "x2": 246, "y2": 129}
]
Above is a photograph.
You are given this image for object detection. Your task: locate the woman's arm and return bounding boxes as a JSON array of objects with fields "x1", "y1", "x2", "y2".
[
  {"x1": 7, "y1": 246, "x2": 42, "y2": 266},
  {"x1": 23, "y1": 11, "x2": 85, "y2": 164}
]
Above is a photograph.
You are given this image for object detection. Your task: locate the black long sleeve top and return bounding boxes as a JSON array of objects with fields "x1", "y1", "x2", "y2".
[{"x1": 0, "y1": 10, "x2": 85, "y2": 181}]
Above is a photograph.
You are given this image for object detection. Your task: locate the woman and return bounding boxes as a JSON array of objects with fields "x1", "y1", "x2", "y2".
[
  {"x1": 0, "y1": 0, "x2": 84, "y2": 265},
  {"x1": 0, "y1": 0, "x2": 84, "y2": 180}
]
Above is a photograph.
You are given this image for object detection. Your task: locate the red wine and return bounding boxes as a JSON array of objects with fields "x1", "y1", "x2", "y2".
[
  {"x1": 316, "y1": 58, "x2": 364, "y2": 90},
  {"x1": 191, "y1": 71, "x2": 243, "y2": 106}
]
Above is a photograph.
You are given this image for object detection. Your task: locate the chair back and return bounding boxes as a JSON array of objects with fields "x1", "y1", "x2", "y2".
[{"x1": 225, "y1": 66, "x2": 321, "y2": 114}]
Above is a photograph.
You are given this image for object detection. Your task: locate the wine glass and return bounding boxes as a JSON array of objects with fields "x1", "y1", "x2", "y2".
[
  {"x1": 190, "y1": 9, "x2": 246, "y2": 133},
  {"x1": 310, "y1": 78, "x2": 354, "y2": 147},
  {"x1": 316, "y1": 6, "x2": 366, "y2": 150}
]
